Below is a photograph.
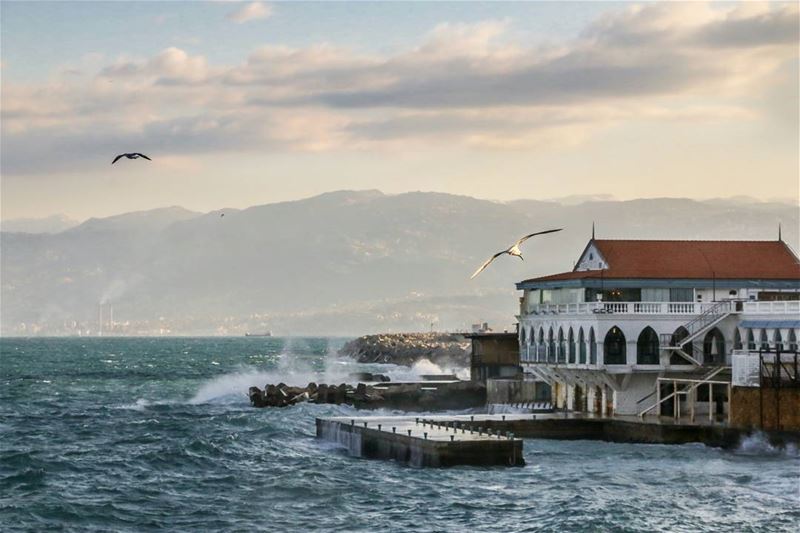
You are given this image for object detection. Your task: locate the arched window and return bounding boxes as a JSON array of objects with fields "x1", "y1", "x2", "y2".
[
  {"x1": 789, "y1": 330, "x2": 798, "y2": 352},
  {"x1": 538, "y1": 327, "x2": 545, "y2": 361},
  {"x1": 557, "y1": 327, "x2": 565, "y2": 363},
  {"x1": 568, "y1": 327, "x2": 576, "y2": 364},
  {"x1": 759, "y1": 329, "x2": 769, "y2": 350},
  {"x1": 670, "y1": 326, "x2": 693, "y2": 365},
  {"x1": 636, "y1": 327, "x2": 660, "y2": 365},
  {"x1": 521, "y1": 327, "x2": 530, "y2": 361},
  {"x1": 604, "y1": 326, "x2": 626, "y2": 365},
  {"x1": 589, "y1": 328, "x2": 597, "y2": 364},
  {"x1": 578, "y1": 327, "x2": 586, "y2": 364},
  {"x1": 734, "y1": 329, "x2": 742, "y2": 350},
  {"x1": 703, "y1": 328, "x2": 725, "y2": 365},
  {"x1": 774, "y1": 329, "x2": 783, "y2": 351},
  {"x1": 548, "y1": 327, "x2": 555, "y2": 363},
  {"x1": 747, "y1": 329, "x2": 756, "y2": 350}
]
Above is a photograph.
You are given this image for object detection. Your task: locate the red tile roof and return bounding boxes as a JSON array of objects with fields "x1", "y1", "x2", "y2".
[{"x1": 522, "y1": 240, "x2": 800, "y2": 283}]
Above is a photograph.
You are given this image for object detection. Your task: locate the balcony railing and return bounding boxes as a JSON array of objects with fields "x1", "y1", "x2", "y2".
[
  {"x1": 525, "y1": 301, "x2": 718, "y2": 316},
  {"x1": 742, "y1": 301, "x2": 800, "y2": 314},
  {"x1": 524, "y1": 299, "x2": 799, "y2": 316}
]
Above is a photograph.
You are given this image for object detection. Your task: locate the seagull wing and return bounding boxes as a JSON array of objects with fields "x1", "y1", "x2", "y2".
[
  {"x1": 514, "y1": 228, "x2": 563, "y2": 247},
  {"x1": 470, "y1": 251, "x2": 507, "y2": 279},
  {"x1": 111, "y1": 154, "x2": 124, "y2": 164},
  {"x1": 135, "y1": 153, "x2": 152, "y2": 161}
]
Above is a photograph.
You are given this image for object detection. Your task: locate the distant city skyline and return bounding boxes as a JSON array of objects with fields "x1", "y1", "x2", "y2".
[{"x1": 2, "y1": 1, "x2": 798, "y2": 220}]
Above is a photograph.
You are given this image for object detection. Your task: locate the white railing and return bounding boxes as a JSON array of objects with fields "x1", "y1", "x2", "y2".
[
  {"x1": 742, "y1": 301, "x2": 800, "y2": 315},
  {"x1": 526, "y1": 301, "x2": 725, "y2": 316}
]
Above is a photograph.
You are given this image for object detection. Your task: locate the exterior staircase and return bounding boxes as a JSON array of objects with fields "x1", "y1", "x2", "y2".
[
  {"x1": 659, "y1": 300, "x2": 735, "y2": 366},
  {"x1": 637, "y1": 365, "x2": 730, "y2": 419}
]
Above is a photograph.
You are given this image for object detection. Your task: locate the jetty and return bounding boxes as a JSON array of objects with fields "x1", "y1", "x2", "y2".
[
  {"x1": 316, "y1": 415, "x2": 524, "y2": 467},
  {"x1": 317, "y1": 411, "x2": 800, "y2": 467}
]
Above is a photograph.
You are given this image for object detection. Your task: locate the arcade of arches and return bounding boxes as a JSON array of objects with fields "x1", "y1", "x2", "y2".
[{"x1": 522, "y1": 323, "x2": 798, "y2": 365}]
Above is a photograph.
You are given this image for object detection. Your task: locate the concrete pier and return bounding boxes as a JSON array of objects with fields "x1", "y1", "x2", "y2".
[
  {"x1": 316, "y1": 416, "x2": 525, "y2": 467},
  {"x1": 318, "y1": 413, "x2": 800, "y2": 467}
]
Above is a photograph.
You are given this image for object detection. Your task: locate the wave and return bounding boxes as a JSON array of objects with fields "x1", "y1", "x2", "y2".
[
  {"x1": 188, "y1": 351, "x2": 470, "y2": 406},
  {"x1": 118, "y1": 398, "x2": 151, "y2": 411},
  {"x1": 189, "y1": 369, "x2": 276, "y2": 405},
  {"x1": 374, "y1": 358, "x2": 470, "y2": 382},
  {"x1": 735, "y1": 431, "x2": 799, "y2": 457}
]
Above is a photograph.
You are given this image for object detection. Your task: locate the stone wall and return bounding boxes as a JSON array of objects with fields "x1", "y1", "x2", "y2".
[{"x1": 730, "y1": 386, "x2": 800, "y2": 431}]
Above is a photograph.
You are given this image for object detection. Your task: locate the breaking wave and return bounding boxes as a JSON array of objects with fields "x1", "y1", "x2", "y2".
[{"x1": 736, "y1": 431, "x2": 799, "y2": 457}]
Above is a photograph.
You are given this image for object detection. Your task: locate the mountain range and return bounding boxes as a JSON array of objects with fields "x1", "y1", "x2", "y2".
[{"x1": 2, "y1": 191, "x2": 797, "y2": 336}]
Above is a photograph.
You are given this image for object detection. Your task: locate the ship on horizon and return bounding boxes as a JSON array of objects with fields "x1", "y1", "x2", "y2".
[{"x1": 245, "y1": 331, "x2": 272, "y2": 337}]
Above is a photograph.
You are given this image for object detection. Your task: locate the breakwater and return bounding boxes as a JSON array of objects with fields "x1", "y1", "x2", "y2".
[
  {"x1": 339, "y1": 332, "x2": 469, "y2": 366},
  {"x1": 249, "y1": 379, "x2": 486, "y2": 410}
]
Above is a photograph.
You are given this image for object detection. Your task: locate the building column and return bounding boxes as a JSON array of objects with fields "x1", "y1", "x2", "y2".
[
  {"x1": 779, "y1": 329, "x2": 790, "y2": 351},
  {"x1": 626, "y1": 339, "x2": 636, "y2": 366},
  {"x1": 765, "y1": 328, "x2": 776, "y2": 350},
  {"x1": 601, "y1": 386, "x2": 608, "y2": 417},
  {"x1": 737, "y1": 327, "x2": 747, "y2": 350}
]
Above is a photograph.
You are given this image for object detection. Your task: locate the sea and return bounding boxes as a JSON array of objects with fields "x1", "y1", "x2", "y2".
[{"x1": 1, "y1": 337, "x2": 798, "y2": 532}]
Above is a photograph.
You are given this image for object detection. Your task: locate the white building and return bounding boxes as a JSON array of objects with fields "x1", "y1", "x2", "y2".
[{"x1": 516, "y1": 238, "x2": 800, "y2": 417}]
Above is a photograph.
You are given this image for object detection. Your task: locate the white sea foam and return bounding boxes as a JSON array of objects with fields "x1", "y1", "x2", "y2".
[
  {"x1": 189, "y1": 369, "x2": 279, "y2": 405},
  {"x1": 189, "y1": 346, "x2": 352, "y2": 404},
  {"x1": 736, "y1": 431, "x2": 798, "y2": 457},
  {"x1": 189, "y1": 347, "x2": 470, "y2": 405},
  {"x1": 380, "y1": 358, "x2": 470, "y2": 382},
  {"x1": 119, "y1": 398, "x2": 151, "y2": 411}
]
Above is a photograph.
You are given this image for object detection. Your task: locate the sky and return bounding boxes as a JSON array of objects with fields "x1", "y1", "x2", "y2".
[{"x1": 1, "y1": 1, "x2": 798, "y2": 220}]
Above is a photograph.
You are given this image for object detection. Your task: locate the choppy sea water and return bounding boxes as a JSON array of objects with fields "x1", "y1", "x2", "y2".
[{"x1": 1, "y1": 337, "x2": 798, "y2": 532}]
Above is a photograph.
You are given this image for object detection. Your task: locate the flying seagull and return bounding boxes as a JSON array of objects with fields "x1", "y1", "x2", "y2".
[
  {"x1": 112, "y1": 153, "x2": 151, "y2": 164},
  {"x1": 470, "y1": 228, "x2": 563, "y2": 279}
]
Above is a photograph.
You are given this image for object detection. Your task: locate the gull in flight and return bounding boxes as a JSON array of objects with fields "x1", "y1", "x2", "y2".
[
  {"x1": 112, "y1": 153, "x2": 151, "y2": 164},
  {"x1": 470, "y1": 228, "x2": 563, "y2": 279}
]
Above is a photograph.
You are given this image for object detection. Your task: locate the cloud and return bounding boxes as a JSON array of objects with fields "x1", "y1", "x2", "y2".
[
  {"x1": 1, "y1": 2, "x2": 796, "y2": 174},
  {"x1": 226, "y1": 2, "x2": 272, "y2": 24}
]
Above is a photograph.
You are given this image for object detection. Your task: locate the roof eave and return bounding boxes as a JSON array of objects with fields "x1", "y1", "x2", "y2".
[{"x1": 516, "y1": 277, "x2": 800, "y2": 290}]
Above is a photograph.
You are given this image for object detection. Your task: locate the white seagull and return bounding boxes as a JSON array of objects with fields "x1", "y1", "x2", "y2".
[
  {"x1": 470, "y1": 228, "x2": 563, "y2": 279},
  {"x1": 112, "y1": 153, "x2": 151, "y2": 164}
]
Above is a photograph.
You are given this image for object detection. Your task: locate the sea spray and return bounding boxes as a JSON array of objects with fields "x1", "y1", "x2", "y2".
[
  {"x1": 377, "y1": 358, "x2": 470, "y2": 382},
  {"x1": 190, "y1": 347, "x2": 365, "y2": 404},
  {"x1": 736, "y1": 431, "x2": 799, "y2": 457},
  {"x1": 317, "y1": 419, "x2": 363, "y2": 457},
  {"x1": 190, "y1": 369, "x2": 278, "y2": 404}
]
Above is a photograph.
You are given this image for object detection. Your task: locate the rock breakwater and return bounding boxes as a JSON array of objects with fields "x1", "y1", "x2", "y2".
[
  {"x1": 339, "y1": 333, "x2": 469, "y2": 367},
  {"x1": 248, "y1": 380, "x2": 486, "y2": 410}
]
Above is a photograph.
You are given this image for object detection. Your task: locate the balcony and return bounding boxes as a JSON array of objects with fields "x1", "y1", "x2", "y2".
[
  {"x1": 524, "y1": 299, "x2": 799, "y2": 317},
  {"x1": 741, "y1": 300, "x2": 800, "y2": 315},
  {"x1": 525, "y1": 301, "x2": 716, "y2": 316}
]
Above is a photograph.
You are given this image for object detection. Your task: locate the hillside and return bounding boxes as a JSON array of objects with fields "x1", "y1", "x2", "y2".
[{"x1": 1, "y1": 192, "x2": 797, "y2": 336}]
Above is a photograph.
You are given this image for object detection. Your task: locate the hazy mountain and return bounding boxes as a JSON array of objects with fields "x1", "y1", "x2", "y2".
[
  {"x1": 0, "y1": 214, "x2": 80, "y2": 234},
  {"x1": 1, "y1": 192, "x2": 797, "y2": 336}
]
